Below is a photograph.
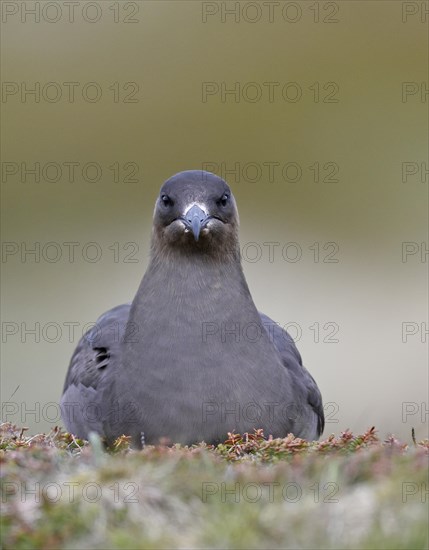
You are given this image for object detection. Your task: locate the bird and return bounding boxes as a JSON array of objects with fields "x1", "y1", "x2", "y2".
[{"x1": 61, "y1": 170, "x2": 324, "y2": 447}]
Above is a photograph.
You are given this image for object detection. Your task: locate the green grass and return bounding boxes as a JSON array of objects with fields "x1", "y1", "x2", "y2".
[{"x1": 1, "y1": 423, "x2": 428, "y2": 549}]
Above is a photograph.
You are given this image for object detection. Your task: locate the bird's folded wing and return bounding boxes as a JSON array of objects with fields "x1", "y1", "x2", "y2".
[
  {"x1": 259, "y1": 312, "x2": 325, "y2": 437},
  {"x1": 60, "y1": 303, "x2": 131, "y2": 439}
]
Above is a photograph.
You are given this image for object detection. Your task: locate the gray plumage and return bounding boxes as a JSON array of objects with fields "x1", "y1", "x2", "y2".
[{"x1": 61, "y1": 170, "x2": 324, "y2": 446}]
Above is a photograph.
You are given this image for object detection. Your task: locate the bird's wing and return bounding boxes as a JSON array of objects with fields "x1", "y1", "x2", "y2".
[
  {"x1": 60, "y1": 303, "x2": 131, "y2": 440},
  {"x1": 259, "y1": 312, "x2": 325, "y2": 438}
]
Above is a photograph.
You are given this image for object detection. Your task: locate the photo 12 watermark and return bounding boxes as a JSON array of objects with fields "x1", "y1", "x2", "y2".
[
  {"x1": 1, "y1": 400, "x2": 143, "y2": 426},
  {"x1": 201, "y1": 320, "x2": 340, "y2": 344},
  {"x1": 201, "y1": 481, "x2": 340, "y2": 503},
  {"x1": 2, "y1": 161, "x2": 140, "y2": 184},
  {"x1": 201, "y1": 401, "x2": 339, "y2": 426},
  {"x1": 1, "y1": 242, "x2": 141, "y2": 264},
  {"x1": 1, "y1": 318, "x2": 145, "y2": 344},
  {"x1": 1, "y1": 1, "x2": 141, "y2": 24},
  {"x1": 201, "y1": 161, "x2": 340, "y2": 184},
  {"x1": 201, "y1": 2, "x2": 340, "y2": 24},
  {"x1": 1, "y1": 81, "x2": 140, "y2": 104},
  {"x1": 2, "y1": 480, "x2": 139, "y2": 504},
  {"x1": 202, "y1": 81, "x2": 339, "y2": 104}
]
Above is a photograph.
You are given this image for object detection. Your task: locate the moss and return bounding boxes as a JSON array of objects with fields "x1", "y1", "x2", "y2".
[{"x1": 1, "y1": 422, "x2": 428, "y2": 549}]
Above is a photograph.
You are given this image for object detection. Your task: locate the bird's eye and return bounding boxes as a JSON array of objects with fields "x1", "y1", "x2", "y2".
[
  {"x1": 161, "y1": 194, "x2": 172, "y2": 207},
  {"x1": 219, "y1": 193, "x2": 229, "y2": 207}
]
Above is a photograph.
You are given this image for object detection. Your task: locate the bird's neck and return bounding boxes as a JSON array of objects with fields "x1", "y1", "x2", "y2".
[{"x1": 127, "y1": 244, "x2": 260, "y2": 330}]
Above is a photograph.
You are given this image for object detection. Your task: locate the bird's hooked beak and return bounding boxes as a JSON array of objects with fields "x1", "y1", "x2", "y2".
[{"x1": 181, "y1": 204, "x2": 211, "y2": 241}]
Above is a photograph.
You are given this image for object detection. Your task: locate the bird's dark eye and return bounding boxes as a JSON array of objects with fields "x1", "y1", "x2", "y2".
[
  {"x1": 161, "y1": 194, "x2": 173, "y2": 207},
  {"x1": 219, "y1": 193, "x2": 229, "y2": 207}
]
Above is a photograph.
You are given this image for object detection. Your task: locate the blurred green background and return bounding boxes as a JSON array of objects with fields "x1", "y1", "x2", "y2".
[{"x1": 1, "y1": 1, "x2": 427, "y2": 441}]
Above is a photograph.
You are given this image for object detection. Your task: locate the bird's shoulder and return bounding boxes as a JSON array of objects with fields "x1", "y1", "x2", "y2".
[{"x1": 62, "y1": 303, "x2": 131, "y2": 392}]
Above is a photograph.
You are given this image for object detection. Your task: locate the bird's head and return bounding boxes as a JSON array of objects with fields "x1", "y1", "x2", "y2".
[{"x1": 152, "y1": 171, "x2": 240, "y2": 259}]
